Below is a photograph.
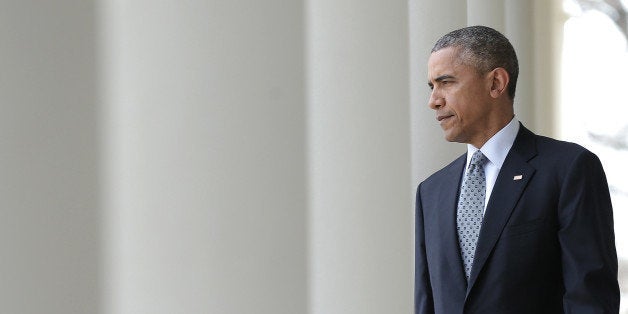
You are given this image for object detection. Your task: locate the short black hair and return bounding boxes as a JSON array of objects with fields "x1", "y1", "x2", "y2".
[{"x1": 432, "y1": 25, "x2": 519, "y2": 100}]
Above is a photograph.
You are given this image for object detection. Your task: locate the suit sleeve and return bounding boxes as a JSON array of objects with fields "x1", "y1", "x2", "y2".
[
  {"x1": 558, "y1": 150, "x2": 620, "y2": 313},
  {"x1": 415, "y1": 183, "x2": 434, "y2": 314}
]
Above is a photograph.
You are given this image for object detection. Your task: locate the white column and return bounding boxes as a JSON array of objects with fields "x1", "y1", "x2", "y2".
[
  {"x1": 409, "y1": 0, "x2": 467, "y2": 184},
  {"x1": 306, "y1": 0, "x2": 413, "y2": 313},
  {"x1": 505, "y1": 0, "x2": 535, "y2": 127},
  {"x1": 467, "y1": 0, "x2": 505, "y2": 31},
  {"x1": 101, "y1": 1, "x2": 308, "y2": 313},
  {"x1": 532, "y1": 0, "x2": 565, "y2": 137},
  {"x1": 0, "y1": 2, "x2": 100, "y2": 313}
]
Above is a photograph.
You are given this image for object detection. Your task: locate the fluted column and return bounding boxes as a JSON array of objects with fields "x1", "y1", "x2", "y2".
[{"x1": 306, "y1": 0, "x2": 413, "y2": 313}]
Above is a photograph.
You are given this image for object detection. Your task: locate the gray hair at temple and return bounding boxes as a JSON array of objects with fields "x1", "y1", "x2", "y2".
[{"x1": 432, "y1": 25, "x2": 519, "y2": 100}]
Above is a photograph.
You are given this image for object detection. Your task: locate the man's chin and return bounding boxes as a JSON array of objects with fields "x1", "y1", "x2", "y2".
[
  {"x1": 443, "y1": 133, "x2": 466, "y2": 145},
  {"x1": 443, "y1": 132, "x2": 459, "y2": 143}
]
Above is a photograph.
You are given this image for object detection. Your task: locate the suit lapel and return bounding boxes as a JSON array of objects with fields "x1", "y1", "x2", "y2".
[
  {"x1": 436, "y1": 155, "x2": 468, "y2": 289},
  {"x1": 466, "y1": 125, "x2": 538, "y2": 293}
]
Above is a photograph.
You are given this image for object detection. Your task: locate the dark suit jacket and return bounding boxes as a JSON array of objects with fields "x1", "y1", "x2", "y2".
[{"x1": 415, "y1": 124, "x2": 619, "y2": 314}]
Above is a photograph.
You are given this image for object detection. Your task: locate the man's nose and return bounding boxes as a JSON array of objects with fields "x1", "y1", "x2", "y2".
[{"x1": 428, "y1": 90, "x2": 444, "y2": 110}]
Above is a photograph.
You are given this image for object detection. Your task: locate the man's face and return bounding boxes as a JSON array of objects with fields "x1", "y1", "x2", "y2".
[{"x1": 427, "y1": 47, "x2": 494, "y2": 147}]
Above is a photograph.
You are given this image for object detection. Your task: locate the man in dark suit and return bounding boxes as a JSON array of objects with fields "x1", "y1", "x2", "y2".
[{"x1": 415, "y1": 25, "x2": 620, "y2": 313}]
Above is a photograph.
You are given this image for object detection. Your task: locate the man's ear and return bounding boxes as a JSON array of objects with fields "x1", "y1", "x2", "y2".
[{"x1": 489, "y1": 67, "x2": 510, "y2": 98}]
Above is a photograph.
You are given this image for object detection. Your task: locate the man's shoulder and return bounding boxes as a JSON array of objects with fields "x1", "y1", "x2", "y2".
[
  {"x1": 509, "y1": 129, "x2": 605, "y2": 178},
  {"x1": 515, "y1": 125, "x2": 586, "y2": 154},
  {"x1": 533, "y1": 133, "x2": 586, "y2": 152},
  {"x1": 526, "y1": 132, "x2": 596, "y2": 163}
]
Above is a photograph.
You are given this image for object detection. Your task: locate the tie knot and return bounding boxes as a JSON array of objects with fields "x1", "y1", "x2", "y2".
[{"x1": 470, "y1": 150, "x2": 488, "y2": 168}]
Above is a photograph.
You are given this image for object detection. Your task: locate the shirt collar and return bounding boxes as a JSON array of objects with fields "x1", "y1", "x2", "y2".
[{"x1": 466, "y1": 117, "x2": 520, "y2": 169}]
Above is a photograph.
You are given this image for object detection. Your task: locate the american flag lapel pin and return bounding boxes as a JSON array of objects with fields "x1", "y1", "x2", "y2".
[{"x1": 513, "y1": 174, "x2": 523, "y2": 181}]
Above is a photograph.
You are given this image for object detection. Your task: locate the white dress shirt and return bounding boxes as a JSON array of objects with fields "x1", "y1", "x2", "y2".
[{"x1": 463, "y1": 117, "x2": 520, "y2": 214}]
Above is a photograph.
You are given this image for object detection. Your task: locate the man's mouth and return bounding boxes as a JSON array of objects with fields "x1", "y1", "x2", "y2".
[{"x1": 437, "y1": 114, "x2": 454, "y2": 122}]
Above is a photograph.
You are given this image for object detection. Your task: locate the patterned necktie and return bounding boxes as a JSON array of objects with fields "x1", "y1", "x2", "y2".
[{"x1": 457, "y1": 150, "x2": 488, "y2": 280}]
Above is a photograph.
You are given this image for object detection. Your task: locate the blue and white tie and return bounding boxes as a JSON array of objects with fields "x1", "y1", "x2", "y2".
[{"x1": 457, "y1": 150, "x2": 488, "y2": 280}]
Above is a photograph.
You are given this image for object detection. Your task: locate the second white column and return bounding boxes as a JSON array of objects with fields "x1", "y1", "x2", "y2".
[{"x1": 306, "y1": 0, "x2": 413, "y2": 313}]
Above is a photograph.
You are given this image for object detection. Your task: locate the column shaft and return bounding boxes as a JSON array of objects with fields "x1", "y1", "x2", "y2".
[
  {"x1": 101, "y1": 1, "x2": 308, "y2": 313},
  {"x1": 467, "y1": 0, "x2": 505, "y2": 31},
  {"x1": 0, "y1": 2, "x2": 100, "y2": 313},
  {"x1": 505, "y1": 0, "x2": 535, "y2": 127},
  {"x1": 307, "y1": 0, "x2": 413, "y2": 313}
]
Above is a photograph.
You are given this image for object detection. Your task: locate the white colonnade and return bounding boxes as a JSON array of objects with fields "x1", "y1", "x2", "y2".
[{"x1": 0, "y1": 1, "x2": 556, "y2": 313}]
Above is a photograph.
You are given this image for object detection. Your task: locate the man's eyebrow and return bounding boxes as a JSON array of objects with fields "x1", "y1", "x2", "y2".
[
  {"x1": 434, "y1": 74, "x2": 454, "y2": 82},
  {"x1": 428, "y1": 74, "x2": 454, "y2": 88}
]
